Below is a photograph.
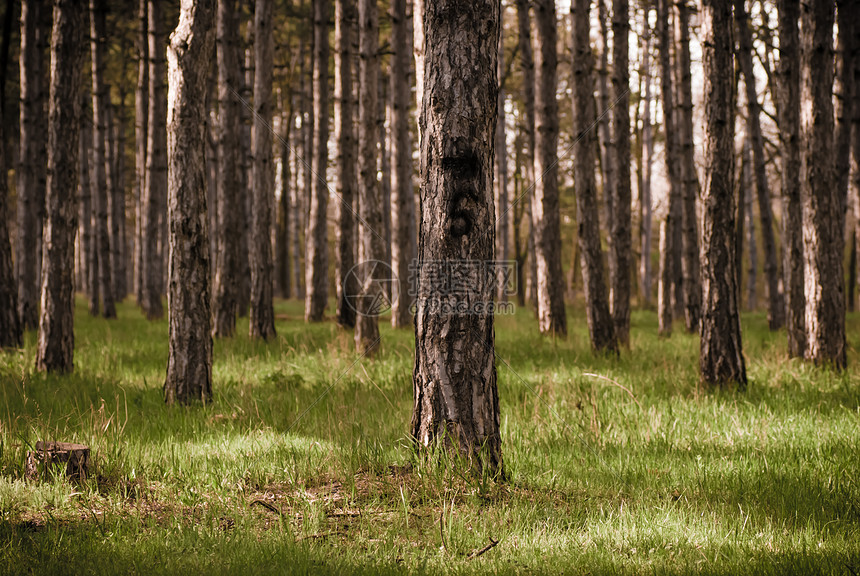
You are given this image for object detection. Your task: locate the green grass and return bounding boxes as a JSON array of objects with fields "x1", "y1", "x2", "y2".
[{"x1": 1, "y1": 296, "x2": 860, "y2": 575}]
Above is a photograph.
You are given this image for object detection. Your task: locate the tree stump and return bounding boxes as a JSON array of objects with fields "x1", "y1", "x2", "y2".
[{"x1": 25, "y1": 441, "x2": 90, "y2": 482}]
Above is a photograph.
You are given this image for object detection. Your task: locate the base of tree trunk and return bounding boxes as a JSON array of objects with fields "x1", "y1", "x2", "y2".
[{"x1": 25, "y1": 441, "x2": 90, "y2": 482}]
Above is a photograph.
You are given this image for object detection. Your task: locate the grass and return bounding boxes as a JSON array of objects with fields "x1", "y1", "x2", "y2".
[{"x1": 1, "y1": 295, "x2": 860, "y2": 574}]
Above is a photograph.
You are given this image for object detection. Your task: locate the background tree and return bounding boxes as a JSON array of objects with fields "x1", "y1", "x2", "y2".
[
  {"x1": 495, "y1": 16, "x2": 509, "y2": 304},
  {"x1": 134, "y1": 0, "x2": 148, "y2": 307},
  {"x1": 411, "y1": 0, "x2": 502, "y2": 475},
  {"x1": 638, "y1": 14, "x2": 653, "y2": 307},
  {"x1": 36, "y1": 0, "x2": 85, "y2": 373},
  {"x1": 163, "y1": 0, "x2": 216, "y2": 404}
]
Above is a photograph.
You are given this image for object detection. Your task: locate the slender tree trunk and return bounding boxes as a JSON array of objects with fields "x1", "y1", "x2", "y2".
[
  {"x1": 743, "y1": 137, "x2": 758, "y2": 310},
  {"x1": 391, "y1": 0, "x2": 416, "y2": 328},
  {"x1": 164, "y1": 0, "x2": 216, "y2": 404},
  {"x1": 675, "y1": 0, "x2": 700, "y2": 332},
  {"x1": 610, "y1": 0, "x2": 631, "y2": 343},
  {"x1": 335, "y1": 0, "x2": 358, "y2": 327},
  {"x1": 249, "y1": 0, "x2": 277, "y2": 338},
  {"x1": 735, "y1": 0, "x2": 783, "y2": 330},
  {"x1": 111, "y1": 97, "x2": 128, "y2": 302},
  {"x1": 411, "y1": 0, "x2": 502, "y2": 476},
  {"x1": 36, "y1": 0, "x2": 85, "y2": 373},
  {"x1": 777, "y1": 0, "x2": 804, "y2": 357},
  {"x1": 17, "y1": 0, "x2": 47, "y2": 331},
  {"x1": 596, "y1": 0, "x2": 615, "y2": 259},
  {"x1": 639, "y1": 17, "x2": 653, "y2": 307},
  {"x1": 380, "y1": 70, "x2": 392, "y2": 278},
  {"x1": 278, "y1": 103, "x2": 292, "y2": 299},
  {"x1": 211, "y1": 0, "x2": 242, "y2": 337},
  {"x1": 78, "y1": 94, "x2": 94, "y2": 310},
  {"x1": 355, "y1": 0, "x2": 383, "y2": 355},
  {"x1": 532, "y1": 0, "x2": 566, "y2": 336},
  {"x1": 238, "y1": 25, "x2": 254, "y2": 316},
  {"x1": 134, "y1": 0, "x2": 148, "y2": 308},
  {"x1": 413, "y1": 0, "x2": 424, "y2": 137},
  {"x1": 852, "y1": 3, "x2": 860, "y2": 314},
  {"x1": 291, "y1": 45, "x2": 305, "y2": 301},
  {"x1": 495, "y1": 20, "x2": 509, "y2": 303},
  {"x1": 572, "y1": 0, "x2": 617, "y2": 354},
  {"x1": 699, "y1": 0, "x2": 746, "y2": 387},
  {"x1": 834, "y1": 1, "x2": 854, "y2": 295},
  {"x1": 802, "y1": 0, "x2": 845, "y2": 368}
]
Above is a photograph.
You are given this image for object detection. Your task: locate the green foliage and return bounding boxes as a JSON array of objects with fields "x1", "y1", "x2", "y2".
[{"x1": 1, "y1": 297, "x2": 859, "y2": 574}]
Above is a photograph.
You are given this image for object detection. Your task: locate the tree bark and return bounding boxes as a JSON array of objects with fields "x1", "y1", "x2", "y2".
[
  {"x1": 335, "y1": 0, "x2": 358, "y2": 327},
  {"x1": 801, "y1": 0, "x2": 845, "y2": 368},
  {"x1": 742, "y1": 137, "x2": 758, "y2": 310},
  {"x1": 531, "y1": 0, "x2": 566, "y2": 336},
  {"x1": 390, "y1": 0, "x2": 417, "y2": 328},
  {"x1": 163, "y1": 0, "x2": 216, "y2": 404},
  {"x1": 0, "y1": 123, "x2": 20, "y2": 348},
  {"x1": 834, "y1": 1, "x2": 854, "y2": 291},
  {"x1": 735, "y1": 0, "x2": 783, "y2": 331},
  {"x1": 17, "y1": 0, "x2": 47, "y2": 331},
  {"x1": 699, "y1": 0, "x2": 746, "y2": 387},
  {"x1": 110, "y1": 96, "x2": 128, "y2": 302},
  {"x1": 611, "y1": 0, "x2": 631, "y2": 343},
  {"x1": 495, "y1": 19, "x2": 509, "y2": 303},
  {"x1": 355, "y1": 0, "x2": 383, "y2": 355},
  {"x1": 212, "y1": 0, "x2": 242, "y2": 338},
  {"x1": 596, "y1": 0, "x2": 615, "y2": 258},
  {"x1": 305, "y1": 0, "x2": 330, "y2": 323},
  {"x1": 238, "y1": 27, "x2": 254, "y2": 316},
  {"x1": 572, "y1": 0, "x2": 617, "y2": 354},
  {"x1": 639, "y1": 16, "x2": 653, "y2": 307},
  {"x1": 36, "y1": 0, "x2": 85, "y2": 373},
  {"x1": 78, "y1": 94, "x2": 94, "y2": 312},
  {"x1": 291, "y1": 40, "x2": 305, "y2": 301},
  {"x1": 277, "y1": 95, "x2": 292, "y2": 299},
  {"x1": 134, "y1": 0, "x2": 148, "y2": 308},
  {"x1": 852, "y1": 1, "x2": 860, "y2": 314},
  {"x1": 411, "y1": 0, "x2": 502, "y2": 476}
]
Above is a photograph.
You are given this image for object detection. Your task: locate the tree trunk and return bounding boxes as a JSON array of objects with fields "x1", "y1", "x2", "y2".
[
  {"x1": 852, "y1": 2, "x2": 860, "y2": 315},
  {"x1": 596, "y1": 0, "x2": 615, "y2": 260},
  {"x1": 143, "y1": 0, "x2": 165, "y2": 320},
  {"x1": 17, "y1": 0, "x2": 47, "y2": 331},
  {"x1": 36, "y1": 0, "x2": 85, "y2": 373},
  {"x1": 495, "y1": 20, "x2": 509, "y2": 304},
  {"x1": 699, "y1": 0, "x2": 746, "y2": 387},
  {"x1": 250, "y1": 0, "x2": 277, "y2": 338},
  {"x1": 78, "y1": 95, "x2": 94, "y2": 312},
  {"x1": 0, "y1": 124, "x2": 20, "y2": 347},
  {"x1": 212, "y1": 0, "x2": 242, "y2": 338},
  {"x1": 237, "y1": 29, "x2": 254, "y2": 316},
  {"x1": 380, "y1": 70, "x2": 392, "y2": 279},
  {"x1": 675, "y1": 0, "x2": 700, "y2": 332},
  {"x1": 413, "y1": 0, "x2": 424, "y2": 136},
  {"x1": 335, "y1": 0, "x2": 358, "y2": 327},
  {"x1": 572, "y1": 0, "x2": 617, "y2": 354},
  {"x1": 834, "y1": 1, "x2": 854, "y2": 295},
  {"x1": 532, "y1": 0, "x2": 566, "y2": 336},
  {"x1": 304, "y1": 0, "x2": 329, "y2": 323},
  {"x1": 735, "y1": 0, "x2": 783, "y2": 331},
  {"x1": 639, "y1": 16, "x2": 653, "y2": 307},
  {"x1": 743, "y1": 137, "x2": 758, "y2": 310},
  {"x1": 134, "y1": 0, "x2": 148, "y2": 308},
  {"x1": 355, "y1": 0, "x2": 383, "y2": 355},
  {"x1": 163, "y1": 0, "x2": 216, "y2": 404},
  {"x1": 291, "y1": 42, "x2": 305, "y2": 301},
  {"x1": 390, "y1": 0, "x2": 416, "y2": 328},
  {"x1": 801, "y1": 0, "x2": 845, "y2": 368},
  {"x1": 610, "y1": 0, "x2": 631, "y2": 343},
  {"x1": 111, "y1": 97, "x2": 128, "y2": 302},
  {"x1": 411, "y1": 0, "x2": 502, "y2": 476}
]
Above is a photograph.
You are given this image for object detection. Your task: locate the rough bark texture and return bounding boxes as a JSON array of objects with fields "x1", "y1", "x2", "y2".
[
  {"x1": 163, "y1": 0, "x2": 216, "y2": 404},
  {"x1": 305, "y1": 0, "x2": 330, "y2": 323},
  {"x1": 675, "y1": 0, "x2": 700, "y2": 333},
  {"x1": 134, "y1": 0, "x2": 148, "y2": 307},
  {"x1": 777, "y1": 0, "x2": 804, "y2": 357},
  {"x1": 17, "y1": 0, "x2": 47, "y2": 331},
  {"x1": 143, "y1": 0, "x2": 166, "y2": 320},
  {"x1": 656, "y1": 0, "x2": 680, "y2": 336},
  {"x1": 36, "y1": 0, "x2": 85, "y2": 373},
  {"x1": 699, "y1": 0, "x2": 746, "y2": 387},
  {"x1": 531, "y1": 0, "x2": 566, "y2": 336},
  {"x1": 212, "y1": 0, "x2": 242, "y2": 338},
  {"x1": 639, "y1": 18, "x2": 653, "y2": 307},
  {"x1": 334, "y1": 0, "x2": 357, "y2": 327},
  {"x1": 411, "y1": 0, "x2": 502, "y2": 476},
  {"x1": 355, "y1": 0, "x2": 383, "y2": 355},
  {"x1": 390, "y1": 0, "x2": 417, "y2": 329},
  {"x1": 801, "y1": 0, "x2": 845, "y2": 368},
  {"x1": 572, "y1": 0, "x2": 617, "y2": 354},
  {"x1": 90, "y1": 0, "x2": 116, "y2": 319},
  {"x1": 735, "y1": 0, "x2": 783, "y2": 331},
  {"x1": 611, "y1": 0, "x2": 631, "y2": 343}
]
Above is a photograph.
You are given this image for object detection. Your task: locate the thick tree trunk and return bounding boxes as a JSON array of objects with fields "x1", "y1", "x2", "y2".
[
  {"x1": 639, "y1": 17, "x2": 653, "y2": 307},
  {"x1": 163, "y1": 0, "x2": 216, "y2": 404},
  {"x1": 495, "y1": 21, "x2": 509, "y2": 304},
  {"x1": 0, "y1": 127, "x2": 20, "y2": 347},
  {"x1": 699, "y1": 0, "x2": 746, "y2": 387},
  {"x1": 852, "y1": 3, "x2": 860, "y2": 314},
  {"x1": 17, "y1": 0, "x2": 47, "y2": 331},
  {"x1": 390, "y1": 0, "x2": 416, "y2": 328},
  {"x1": 675, "y1": 0, "x2": 700, "y2": 332},
  {"x1": 305, "y1": 0, "x2": 330, "y2": 323},
  {"x1": 611, "y1": 0, "x2": 631, "y2": 343},
  {"x1": 411, "y1": 0, "x2": 502, "y2": 476},
  {"x1": 777, "y1": 0, "x2": 804, "y2": 357},
  {"x1": 735, "y1": 0, "x2": 783, "y2": 331},
  {"x1": 212, "y1": 0, "x2": 242, "y2": 338},
  {"x1": 134, "y1": 0, "x2": 148, "y2": 307},
  {"x1": 90, "y1": 0, "x2": 116, "y2": 319},
  {"x1": 355, "y1": 0, "x2": 383, "y2": 355},
  {"x1": 143, "y1": 0, "x2": 166, "y2": 320},
  {"x1": 801, "y1": 0, "x2": 845, "y2": 368},
  {"x1": 335, "y1": 0, "x2": 358, "y2": 327},
  {"x1": 36, "y1": 0, "x2": 85, "y2": 373},
  {"x1": 531, "y1": 0, "x2": 566, "y2": 336},
  {"x1": 572, "y1": 0, "x2": 617, "y2": 354}
]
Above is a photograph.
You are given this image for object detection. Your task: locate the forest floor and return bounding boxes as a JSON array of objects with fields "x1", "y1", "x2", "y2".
[{"x1": 1, "y1": 296, "x2": 860, "y2": 575}]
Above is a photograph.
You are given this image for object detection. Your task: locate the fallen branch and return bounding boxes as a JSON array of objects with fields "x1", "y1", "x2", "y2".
[
  {"x1": 439, "y1": 510, "x2": 447, "y2": 550},
  {"x1": 582, "y1": 373, "x2": 643, "y2": 411},
  {"x1": 250, "y1": 499, "x2": 283, "y2": 516},
  {"x1": 466, "y1": 537, "x2": 499, "y2": 560}
]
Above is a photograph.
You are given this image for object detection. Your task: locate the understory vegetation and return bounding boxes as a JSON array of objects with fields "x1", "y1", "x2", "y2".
[{"x1": 1, "y1": 297, "x2": 859, "y2": 575}]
